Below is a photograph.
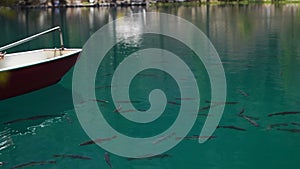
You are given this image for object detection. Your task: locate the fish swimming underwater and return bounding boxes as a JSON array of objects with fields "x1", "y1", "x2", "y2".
[
  {"x1": 175, "y1": 135, "x2": 217, "y2": 140},
  {"x1": 238, "y1": 89, "x2": 249, "y2": 97},
  {"x1": 104, "y1": 152, "x2": 112, "y2": 169},
  {"x1": 53, "y1": 154, "x2": 92, "y2": 160},
  {"x1": 268, "y1": 111, "x2": 300, "y2": 117},
  {"x1": 152, "y1": 132, "x2": 175, "y2": 144},
  {"x1": 205, "y1": 100, "x2": 239, "y2": 105},
  {"x1": 90, "y1": 99, "x2": 109, "y2": 103},
  {"x1": 11, "y1": 160, "x2": 56, "y2": 169},
  {"x1": 198, "y1": 103, "x2": 223, "y2": 112},
  {"x1": 3, "y1": 114, "x2": 65, "y2": 125},
  {"x1": 80, "y1": 135, "x2": 117, "y2": 146},
  {"x1": 238, "y1": 108, "x2": 259, "y2": 120},
  {"x1": 266, "y1": 123, "x2": 289, "y2": 130},
  {"x1": 276, "y1": 128, "x2": 300, "y2": 133},
  {"x1": 217, "y1": 125, "x2": 246, "y2": 131},
  {"x1": 242, "y1": 115, "x2": 259, "y2": 120},
  {"x1": 238, "y1": 108, "x2": 245, "y2": 115},
  {"x1": 239, "y1": 114, "x2": 259, "y2": 127},
  {"x1": 198, "y1": 105, "x2": 212, "y2": 111},
  {"x1": 199, "y1": 101, "x2": 237, "y2": 112},
  {"x1": 114, "y1": 105, "x2": 122, "y2": 113},
  {"x1": 291, "y1": 122, "x2": 300, "y2": 126},
  {"x1": 167, "y1": 101, "x2": 181, "y2": 105}
]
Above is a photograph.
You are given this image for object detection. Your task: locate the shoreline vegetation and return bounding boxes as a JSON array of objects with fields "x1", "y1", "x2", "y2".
[{"x1": 0, "y1": 0, "x2": 300, "y2": 8}]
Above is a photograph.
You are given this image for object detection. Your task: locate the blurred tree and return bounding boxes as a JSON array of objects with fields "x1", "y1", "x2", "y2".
[
  {"x1": 0, "y1": 0, "x2": 19, "y2": 6},
  {"x1": 50, "y1": 0, "x2": 67, "y2": 5}
]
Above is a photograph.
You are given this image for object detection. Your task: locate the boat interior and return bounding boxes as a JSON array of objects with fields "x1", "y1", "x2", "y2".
[{"x1": 0, "y1": 48, "x2": 81, "y2": 71}]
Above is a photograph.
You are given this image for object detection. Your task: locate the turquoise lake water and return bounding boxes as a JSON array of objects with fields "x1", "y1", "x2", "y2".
[{"x1": 1, "y1": 4, "x2": 300, "y2": 169}]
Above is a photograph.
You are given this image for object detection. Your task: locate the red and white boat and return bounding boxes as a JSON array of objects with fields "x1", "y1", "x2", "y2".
[{"x1": 0, "y1": 27, "x2": 81, "y2": 100}]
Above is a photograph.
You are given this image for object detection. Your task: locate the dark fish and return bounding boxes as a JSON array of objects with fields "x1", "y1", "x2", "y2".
[
  {"x1": 242, "y1": 115, "x2": 259, "y2": 120},
  {"x1": 205, "y1": 100, "x2": 239, "y2": 105},
  {"x1": 113, "y1": 105, "x2": 122, "y2": 113},
  {"x1": 175, "y1": 135, "x2": 216, "y2": 140},
  {"x1": 175, "y1": 98, "x2": 196, "y2": 100},
  {"x1": 198, "y1": 103, "x2": 222, "y2": 112},
  {"x1": 291, "y1": 122, "x2": 300, "y2": 126},
  {"x1": 276, "y1": 128, "x2": 300, "y2": 133},
  {"x1": 268, "y1": 111, "x2": 300, "y2": 117},
  {"x1": 118, "y1": 109, "x2": 136, "y2": 113},
  {"x1": 127, "y1": 154, "x2": 171, "y2": 161},
  {"x1": 80, "y1": 135, "x2": 117, "y2": 146},
  {"x1": 266, "y1": 123, "x2": 289, "y2": 130},
  {"x1": 116, "y1": 108, "x2": 148, "y2": 113},
  {"x1": 238, "y1": 108, "x2": 245, "y2": 115},
  {"x1": 198, "y1": 102, "x2": 228, "y2": 112},
  {"x1": 104, "y1": 152, "x2": 112, "y2": 169},
  {"x1": 167, "y1": 101, "x2": 181, "y2": 105},
  {"x1": 90, "y1": 99, "x2": 109, "y2": 103},
  {"x1": 239, "y1": 114, "x2": 259, "y2": 127},
  {"x1": 53, "y1": 154, "x2": 92, "y2": 160},
  {"x1": 3, "y1": 114, "x2": 65, "y2": 125},
  {"x1": 152, "y1": 132, "x2": 176, "y2": 144},
  {"x1": 145, "y1": 154, "x2": 171, "y2": 159},
  {"x1": 102, "y1": 73, "x2": 113, "y2": 77},
  {"x1": 198, "y1": 105, "x2": 211, "y2": 111},
  {"x1": 217, "y1": 125, "x2": 246, "y2": 131},
  {"x1": 11, "y1": 160, "x2": 56, "y2": 169},
  {"x1": 238, "y1": 89, "x2": 249, "y2": 97}
]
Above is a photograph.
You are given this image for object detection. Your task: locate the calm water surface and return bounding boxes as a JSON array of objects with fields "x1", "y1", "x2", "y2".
[{"x1": 0, "y1": 4, "x2": 300, "y2": 169}]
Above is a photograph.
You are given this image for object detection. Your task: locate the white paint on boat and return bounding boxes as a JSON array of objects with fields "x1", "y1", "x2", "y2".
[{"x1": 0, "y1": 48, "x2": 81, "y2": 72}]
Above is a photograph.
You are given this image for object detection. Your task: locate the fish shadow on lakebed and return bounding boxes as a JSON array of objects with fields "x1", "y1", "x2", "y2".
[{"x1": 0, "y1": 84, "x2": 74, "y2": 126}]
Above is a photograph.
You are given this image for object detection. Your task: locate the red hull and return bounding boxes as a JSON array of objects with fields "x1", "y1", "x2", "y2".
[{"x1": 0, "y1": 51, "x2": 80, "y2": 100}]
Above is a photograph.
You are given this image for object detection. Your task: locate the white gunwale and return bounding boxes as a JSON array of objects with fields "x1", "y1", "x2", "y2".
[{"x1": 0, "y1": 48, "x2": 81, "y2": 72}]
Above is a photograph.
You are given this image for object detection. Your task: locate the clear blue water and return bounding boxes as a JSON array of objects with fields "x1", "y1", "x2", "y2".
[{"x1": 0, "y1": 4, "x2": 300, "y2": 169}]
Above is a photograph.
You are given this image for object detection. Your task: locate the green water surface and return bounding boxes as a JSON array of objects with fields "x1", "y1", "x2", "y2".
[{"x1": 0, "y1": 4, "x2": 300, "y2": 169}]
